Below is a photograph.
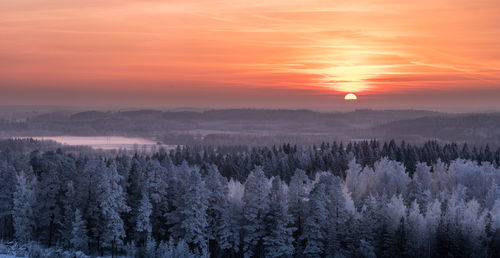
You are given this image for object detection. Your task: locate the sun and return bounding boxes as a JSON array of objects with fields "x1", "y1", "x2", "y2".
[{"x1": 344, "y1": 93, "x2": 358, "y2": 100}]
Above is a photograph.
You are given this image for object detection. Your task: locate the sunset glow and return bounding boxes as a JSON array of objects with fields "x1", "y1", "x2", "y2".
[{"x1": 1, "y1": 0, "x2": 500, "y2": 109}]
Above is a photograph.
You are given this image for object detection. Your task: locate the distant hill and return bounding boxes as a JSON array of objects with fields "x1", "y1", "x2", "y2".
[
  {"x1": 371, "y1": 113, "x2": 500, "y2": 145},
  {"x1": 2, "y1": 108, "x2": 498, "y2": 146},
  {"x1": 70, "y1": 111, "x2": 112, "y2": 121}
]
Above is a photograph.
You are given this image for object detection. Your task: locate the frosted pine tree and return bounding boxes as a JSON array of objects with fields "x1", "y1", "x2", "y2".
[
  {"x1": 12, "y1": 171, "x2": 36, "y2": 243},
  {"x1": 359, "y1": 196, "x2": 381, "y2": 251},
  {"x1": 77, "y1": 158, "x2": 104, "y2": 252},
  {"x1": 156, "y1": 239, "x2": 175, "y2": 258},
  {"x1": 204, "y1": 165, "x2": 232, "y2": 255},
  {"x1": 227, "y1": 178, "x2": 245, "y2": 254},
  {"x1": 98, "y1": 162, "x2": 130, "y2": 256},
  {"x1": 301, "y1": 182, "x2": 327, "y2": 257},
  {"x1": 394, "y1": 217, "x2": 410, "y2": 256},
  {"x1": 61, "y1": 180, "x2": 76, "y2": 248},
  {"x1": 175, "y1": 238, "x2": 197, "y2": 258},
  {"x1": 31, "y1": 151, "x2": 64, "y2": 247},
  {"x1": 143, "y1": 160, "x2": 169, "y2": 240},
  {"x1": 144, "y1": 237, "x2": 157, "y2": 258},
  {"x1": 326, "y1": 175, "x2": 349, "y2": 255},
  {"x1": 242, "y1": 167, "x2": 270, "y2": 258},
  {"x1": 462, "y1": 199, "x2": 487, "y2": 256},
  {"x1": 70, "y1": 209, "x2": 88, "y2": 253},
  {"x1": 373, "y1": 158, "x2": 410, "y2": 197},
  {"x1": 385, "y1": 195, "x2": 407, "y2": 232},
  {"x1": 0, "y1": 161, "x2": 16, "y2": 240},
  {"x1": 170, "y1": 168, "x2": 209, "y2": 255},
  {"x1": 125, "y1": 158, "x2": 147, "y2": 241},
  {"x1": 424, "y1": 199, "x2": 441, "y2": 256},
  {"x1": 263, "y1": 177, "x2": 295, "y2": 257},
  {"x1": 490, "y1": 200, "x2": 500, "y2": 254},
  {"x1": 287, "y1": 169, "x2": 310, "y2": 244},
  {"x1": 135, "y1": 192, "x2": 152, "y2": 245},
  {"x1": 345, "y1": 159, "x2": 363, "y2": 203},
  {"x1": 414, "y1": 163, "x2": 432, "y2": 191},
  {"x1": 407, "y1": 200, "x2": 425, "y2": 257},
  {"x1": 485, "y1": 183, "x2": 500, "y2": 209},
  {"x1": 491, "y1": 200, "x2": 500, "y2": 230}
]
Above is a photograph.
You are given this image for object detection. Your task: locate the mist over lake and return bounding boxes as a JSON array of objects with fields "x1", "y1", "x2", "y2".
[{"x1": 14, "y1": 136, "x2": 163, "y2": 150}]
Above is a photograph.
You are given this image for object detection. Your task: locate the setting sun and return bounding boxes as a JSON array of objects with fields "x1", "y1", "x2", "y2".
[{"x1": 344, "y1": 93, "x2": 358, "y2": 100}]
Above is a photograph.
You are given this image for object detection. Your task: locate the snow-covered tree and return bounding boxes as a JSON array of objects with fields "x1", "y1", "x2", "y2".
[
  {"x1": 242, "y1": 167, "x2": 270, "y2": 258},
  {"x1": 491, "y1": 200, "x2": 500, "y2": 230},
  {"x1": 32, "y1": 151, "x2": 64, "y2": 247},
  {"x1": 301, "y1": 182, "x2": 327, "y2": 257},
  {"x1": 135, "y1": 192, "x2": 152, "y2": 245},
  {"x1": 70, "y1": 209, "x2": 88, "y2": 253},
  {"x1": 13, "y1": 171, "x2": 36, "y2": 243},
  {"x1": 144, "y1": 237, "x2": 157, "y2": 258},
  {"x1": 423, "y1": 199, "x2": 441, "y2": 256},
  {"x1": 345, "y1": 159, "x2": 363, "y2": 203},
  {"x1": 156, "y1": 238, "x2": 196, "y2": 258},
  {"x1": 322, "y1": 174, "x2": 349, "y2": 255},
  {"x1": 287, "y1": 168, "x2": 310, "y2": 250},
  {"x1": 143, "y1": 160, "x2": 169, "y2": 240},
  {"x1": 407, "y1": 201, "x2": 426, "y2": 256},
  {"x1": 226, "y1": 178, "x2": 244, "y2": 254},
  {"x1": 374, "y1": 158, "x2": 410, "y2": 197},
  {"x1": 485, "y1": 183, "x2": 500, "y2": 209},
  {"x1": 0, "y1": 161, "x2": 16, "y2": 240},
  {"x1": 60, "y1": 180, "x2": 76, "y2": 248},
  {"x1": 263, "y1": 177, "x2": 294, "y2": 257},
  {"x1": 430, "y1": 159, "x2": 451, "y2": 195},
  {"x1": 461, "y1": 199, "x2": 487, "y2": 255},
  {"x1": 169, "y1": 168, "x2": 209, "y2": 255},
  {"x1": 157, "y1": 239, "x2": 175, "y2": 258},
  {"x1": 97, "y1": 162, "x2": 130, "y2": 255},
  {"x1": 204, "y1": 165, "x2": 232, "y2": 255},
  {"x1": 414, "y1": 163, "x2": 432, "y2": 191},
  {"x1": 386, "y1": 195, "x2": 407, "y2": 232}
]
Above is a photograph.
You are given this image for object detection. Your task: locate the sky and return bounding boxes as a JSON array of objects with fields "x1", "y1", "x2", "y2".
[{"x1": 1, "y1": 0, "x2": 500, "y2": 111}]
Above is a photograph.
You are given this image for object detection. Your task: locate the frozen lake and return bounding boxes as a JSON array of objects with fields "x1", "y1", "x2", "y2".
[{"x1": 17, "y1": 136, "x2": 165, "y2": 150}]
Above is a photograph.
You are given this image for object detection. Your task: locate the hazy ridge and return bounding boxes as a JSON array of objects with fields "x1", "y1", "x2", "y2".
[{"x1": 1, "y1": 108, "x2": 499, "y2": 146}]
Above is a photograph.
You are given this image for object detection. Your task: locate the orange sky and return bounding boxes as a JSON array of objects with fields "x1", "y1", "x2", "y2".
[{"x1": 1, "y1": 0, "x2": 500, "y2": 110}]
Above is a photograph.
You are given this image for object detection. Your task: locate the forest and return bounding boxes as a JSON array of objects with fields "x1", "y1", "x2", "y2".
[{"x1": 0, "y1": 138, "x2": 499, "y2": 257}]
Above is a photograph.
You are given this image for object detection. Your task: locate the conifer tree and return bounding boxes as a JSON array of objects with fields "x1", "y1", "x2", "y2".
[
  {"x1": 288, "y1": 169, "x2": 310, "y2": 242},
  {"x1": 70, "y1": 209, "x2": 89, "y2": 253},
  {"x1": 169, "y1": 168, "x2": 209, "y2": 255},
  {"x1": 0, "y1": 161, "x2": 16, "y2": 240},
  {"x1": 135, "y1": 192, "x2": 152, "y2": 245},
  {"x1": 301, "y1": 182, "x2": 327, "y2": 257},
  {"x1": 263, "y1": 177, "x2": 294, "y2": 257},
  {"x1": 98, "y1": 162, "x2": 130, "y2": 255},
  {"x1": 13, "y1": 171, "x2": 36, "y2": 243},
  {"x1": 242, "y1": 167, "x2": 270, "y2": 258},
  {"x1": 204, "y1": 165, "x2": 232, "y2": 255}
]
